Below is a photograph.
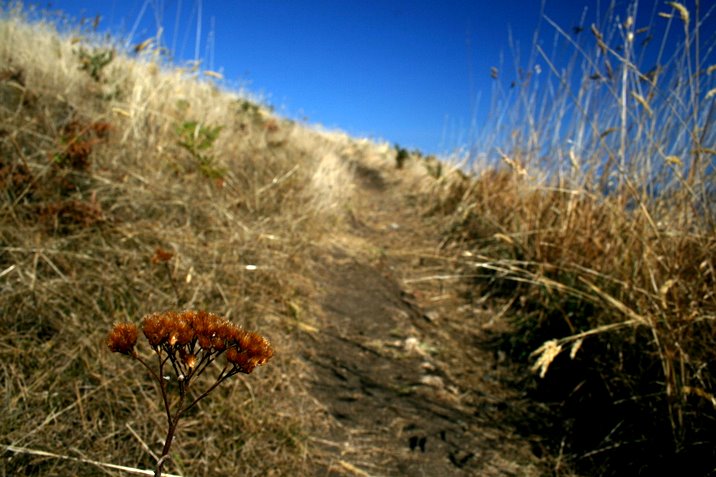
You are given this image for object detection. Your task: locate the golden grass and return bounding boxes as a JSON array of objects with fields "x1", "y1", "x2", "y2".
[
  {"x1": 0, "y1": 5, "x2": 363, "y2": 475},
  {"x1": 429, "y1": 165, "x2": 716, "y2": 472},
  {"x1": 424, "y1": 2, "x2": 716, "y2": 473},
  {"x1": 3, "y1": 1, "x2": 715, "y2": 475}
]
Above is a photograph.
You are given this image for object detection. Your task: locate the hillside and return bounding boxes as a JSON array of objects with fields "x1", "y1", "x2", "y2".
[
  {"x1": 0, "y1": 9, "x2": 544, "y2": 476},
  {"x1": 2, "y1": 4, "x2": 716, "y2": 477}
]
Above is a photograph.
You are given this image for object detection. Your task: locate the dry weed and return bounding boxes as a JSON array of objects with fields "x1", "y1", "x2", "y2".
[
  {"x1": 427, "y1": 1, "x2": 716, "y2": 474},
  {"x1": 0, "y1": 5, "x2": 364, "y2": 475}
]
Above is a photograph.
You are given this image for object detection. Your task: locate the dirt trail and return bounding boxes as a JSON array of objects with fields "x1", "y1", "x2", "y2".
[{"x1": 301, "y1": 161, "x2": 543, "y2": 476}]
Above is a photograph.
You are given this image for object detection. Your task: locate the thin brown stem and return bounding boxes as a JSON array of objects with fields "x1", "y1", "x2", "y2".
[
  {"x1": 163, "y1": 261, "x2": 181, "y2": 306},
  {"x1": 154, "y1": 392, "x2": 186, "y2": 477},
  {"x1": 133, "y1": 352, "x2": 172, "y2": 423},
  {"x1": 182, "y1": 366, "x2": 240, "y2": 414}
]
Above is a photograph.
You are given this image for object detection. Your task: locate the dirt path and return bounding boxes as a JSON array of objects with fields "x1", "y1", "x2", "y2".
[{"x1": 302, "y1": 161, "x2": 543, "y2": 476}]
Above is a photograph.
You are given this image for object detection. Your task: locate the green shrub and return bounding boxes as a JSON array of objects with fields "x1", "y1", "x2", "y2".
[
  {"x1": 76, "y1": 46, "x2": 114, "y2": 82},
  {"x1": 394, "y1": 144, "x2": 409, "y2": 169},
  {"x1": 176, "y1": 120, "x2": 225, "y2": 179}
]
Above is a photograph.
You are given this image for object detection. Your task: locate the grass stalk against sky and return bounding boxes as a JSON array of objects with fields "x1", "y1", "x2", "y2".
[{"x1": 430, "y1": 1, "x2": 716, "y2": 474}]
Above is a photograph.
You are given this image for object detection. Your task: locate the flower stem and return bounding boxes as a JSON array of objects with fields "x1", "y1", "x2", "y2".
[
  {"x1": 154, "y1": 392, "x2": 186, "y2": 477},
  {"x1": 163, "y1": 261, "x2": 181, "y2": 306}
]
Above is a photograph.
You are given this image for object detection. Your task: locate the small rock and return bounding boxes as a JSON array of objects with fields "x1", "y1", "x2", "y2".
[
  {"x1": 420, "y1": 361, "x2": 436, "y2": 371},
  {"x1": 423, "y1": 311, "x2": 439, "y2": 323},
  {"x1": 420, "y1": 375, "x2": 445, "y2": 389},
  {"x1": 404, "y1": 337, "x2": 421, "y2": 353}
]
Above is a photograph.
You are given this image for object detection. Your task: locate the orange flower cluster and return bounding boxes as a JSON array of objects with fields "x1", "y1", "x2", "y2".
[
  {"x1": 107, "y1": 311, "x2": 272, "y2": 475},
  {"x1": 108, "y1": 310, "x2": 273, "y2": 374},
  {"x1": 107, "y1": 322, "x2": 139, "y2": 355},
  {"x1": 144, "y1": 310, "x2": 274, "y2": 373}
]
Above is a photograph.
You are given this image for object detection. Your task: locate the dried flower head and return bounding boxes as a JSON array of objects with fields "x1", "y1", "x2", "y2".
[
  {"x1": 184, "y1": 353, "x2": 197, "y2": 369},
  {"x1": 225, "y1": 330, "x2": 274, "y2": 374},
  {"x1": 107, "y1": 322, "x2": 138, "y2": 355},
  {"x1": 138, "y1": 310, "x2": 273, "y2": 371},
  {"x1": 150, "y1": 247, "x2": 174, "y2": 264},
  {"x1": 142, "y1": 311, "x2": 172, "y2": 347},
  {"x1": 107, "y1": 310, "x2": 272, "y2": 476}
]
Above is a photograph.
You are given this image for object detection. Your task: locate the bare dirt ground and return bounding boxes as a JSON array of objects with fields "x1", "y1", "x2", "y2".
[{"x1": 300, "y1": 161, "x2": 546, "y2": 476}]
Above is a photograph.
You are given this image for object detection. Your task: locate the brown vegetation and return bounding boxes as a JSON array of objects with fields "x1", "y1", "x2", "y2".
[
  {"x1": 424, "y1": 2, "x2": 716, "y2": 474},
  {"x1": 0, "y1": 5, "x2": 359, "y2": 475},
  {"x1": 108, "y1": 311, "x2": 273, "y2": 476},
  {"x1": 2, "y1": 2, "x2": 715, "y2": 476}
]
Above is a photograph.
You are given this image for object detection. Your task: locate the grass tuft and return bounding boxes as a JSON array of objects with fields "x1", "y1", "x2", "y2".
[
  {"x1": 0, "y1": 4, "x2": 361, "y2": 475},
  {"x1": 427, "y1": 1, "x2": 716, "y2": 474}
]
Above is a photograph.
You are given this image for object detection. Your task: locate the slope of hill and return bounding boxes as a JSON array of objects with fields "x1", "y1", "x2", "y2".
[
  {"x1": 0, "y1": 8, "x2": 547, "y2": 476},
  {"x1": 3, "y1": 3, "x2": 716, "y2": 477}
]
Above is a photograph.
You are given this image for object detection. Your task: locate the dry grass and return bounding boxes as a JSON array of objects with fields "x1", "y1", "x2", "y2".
[
  {"x1": 3, "y1": 1, "x2": 715, "y2": 476},
  {"x1": 0, "y1": 4, "x2": 361, "y2": 475},
  {"x1": 425, "y1": 2, "x2": 716, "y2": 475}
]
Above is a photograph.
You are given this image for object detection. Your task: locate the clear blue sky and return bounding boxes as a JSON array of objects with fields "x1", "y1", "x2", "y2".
[{"x1": 37, "y1": 1, "x2": 712, "y2": 155}]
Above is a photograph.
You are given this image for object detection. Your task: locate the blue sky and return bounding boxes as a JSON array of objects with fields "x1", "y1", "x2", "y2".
[{"x1": 38, "y1": 1, "x2": 711, "y2": 155}]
